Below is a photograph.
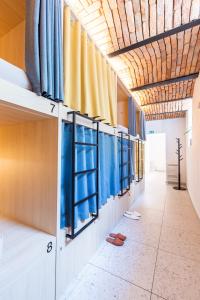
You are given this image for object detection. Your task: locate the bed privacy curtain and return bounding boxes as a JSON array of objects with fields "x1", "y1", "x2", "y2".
[
  {"x1": 140, "y1": 111, "x2": 146, "y2": 141},
  {"x1": 128, "y1": 96, "x2": 136, "y2": 136},
  {"x1": 63, "y1": 6, "x2": 117, "y2": 127},
  {"x1": 118, "y1": 138, "x2": 135, "y2": 190},
  {"x1": 60, "y1": 124, "x2": 121, "y2": 229},
  {"x1": 25, "y1": 0, "x2": 64, "y2": 101}
]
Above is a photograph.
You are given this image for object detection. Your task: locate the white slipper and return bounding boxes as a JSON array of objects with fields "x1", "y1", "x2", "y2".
[
  {"x1": 125, "y1": 210, "x2": 141, "y2": 217},
  {"x1": 123, "y1": 212, "x2": 140, "y2": 220}
]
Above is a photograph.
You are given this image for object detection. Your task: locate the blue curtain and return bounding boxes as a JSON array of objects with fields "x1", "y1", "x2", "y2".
[
  {"x1": 128, "y1": 96, "x2": 136, "y2": 136},
  {"x1": 98, "y1": 133, "x2": 120, "y2": 207},
  {"x1": 109, "y1": 135, "x2": 120, "y2": 196},
  {"x1": 98, "y1": 132, "x2": 108, "y2": 207},
  {"x1": 60, "y1": 123, "x2": 75, "y2": 228},
  {"x1": 75, "y1": 126, "x2": 90, "y2": 222},
  {"x1": 140, "y1": 111, "x2": 146, "y2": 140},
  {"x1": 85, "y1": 128, "x2": 97, "y2": 214},
  {"x1": 118, "y1": 138, "x2": 135, "y2": 192},
  {"x1": 61, "y1": 126, "x2": 121, "y2": 228},
  {"x1": 118, "y1": 138, "x2": 128, "y2": 190},
  {"x1": 26, "y1": 0, "x2": 64, "y2": 101}
]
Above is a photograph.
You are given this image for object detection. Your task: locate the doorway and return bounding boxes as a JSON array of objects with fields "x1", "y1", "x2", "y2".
[{"x1": 145, "y1": 133, "x2": 166, "y2": 175}]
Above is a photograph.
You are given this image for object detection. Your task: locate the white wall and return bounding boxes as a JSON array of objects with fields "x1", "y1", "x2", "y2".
[
  {"x1": 186, "y1": 74, "x2": 200, "y2": 218},
  {"x1": 146, "y1": 118, "x2": 187, "y2": 184}
]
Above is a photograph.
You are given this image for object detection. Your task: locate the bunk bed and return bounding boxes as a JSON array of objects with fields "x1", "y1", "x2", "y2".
[{"x1": 0, "y1": 2, "x2": 146, "y2": 299}]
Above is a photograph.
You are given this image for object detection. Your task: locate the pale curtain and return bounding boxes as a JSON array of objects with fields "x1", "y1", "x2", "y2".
[{"x1": 63, "y1": 6, "x2": 117, "y2": 125}]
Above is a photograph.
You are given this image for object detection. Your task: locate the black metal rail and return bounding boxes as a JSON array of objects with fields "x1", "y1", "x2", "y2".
[
  {"x1": 66, "y1": 111, "x2": 99, "y2": 239},
  {"x1": 108, "y1": 19, "x2": 200, "y2": 58},
  {"x1": 118, "y1": 132, "x2": 132, "y2": 197}
]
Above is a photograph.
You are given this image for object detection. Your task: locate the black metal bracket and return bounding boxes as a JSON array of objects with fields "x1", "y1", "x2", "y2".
[
  {"x1": 108, "y1": 19, "x2": 200, "y2": 58},
  {"x1": 131, "y1": 73, "x2": 198, "y2": 92},
  {"x1": 141, "y1": 97, "x2": 191, "y2": 107},
  {"x1": 65, "y1": 111, "x2": 99, "y2": 239},
  {"x1": 118, "y1": 132, "x2": 132, "y2": 197}
]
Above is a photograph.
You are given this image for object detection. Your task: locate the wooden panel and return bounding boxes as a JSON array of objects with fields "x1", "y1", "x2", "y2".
[
  {"x1": 0, "y1": 119, "x2": 58, "y2": 235},
  {"x1": 133, "y1": 80, "x2": 195, "y2": 106},
  {"x1": 146, "y1": 111, "x2": 186, "y2": 120},
  {"x1": 0, "y1": 101, "x2": 51, "y2": 126},
  {"x1": 0, "y1": 21, "x2": 25, "y2": 69},
  {"x1": 136, "y1": 110, "x2": 140, "y2": 135},
  {"x1": 0, "y1": 0, "x2": 25, "y2": 37},
  {"x1": 117, "y1": 81, "x2": 129, "y2": 127}
]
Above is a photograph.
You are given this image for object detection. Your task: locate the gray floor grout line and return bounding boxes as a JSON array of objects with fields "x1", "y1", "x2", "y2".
[
  {"x1": 158, "y1": 246, "x2": 200, "y2": 264},
  {"x1": 150, "y1": 191, "x2": 167, "y2": 300},
  {"x1": 160, "y1": 222, "x2": 200, "y2": 236},
  {"x1": 89, "y1": 262, "x2": 152, "y2": 295},
  {"x1": 150, "y1": 292, "x2": 167, "y2": 300}
]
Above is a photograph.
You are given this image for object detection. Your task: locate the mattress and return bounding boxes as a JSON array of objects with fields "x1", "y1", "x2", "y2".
[{"x1": 0, "y1": 58, "x2": 32, "y2": 91}]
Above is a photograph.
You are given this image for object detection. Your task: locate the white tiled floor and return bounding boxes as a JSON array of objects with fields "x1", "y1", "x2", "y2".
[{"x1": 66, "y1": 172, "x2": 200, "y2": 300}]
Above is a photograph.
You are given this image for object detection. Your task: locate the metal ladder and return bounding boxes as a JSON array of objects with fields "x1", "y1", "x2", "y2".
[{"x1": 66, "y1": 111, "x2": 99, "y2": 239}]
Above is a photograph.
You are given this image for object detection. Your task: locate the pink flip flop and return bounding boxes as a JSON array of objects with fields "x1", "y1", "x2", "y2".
[
  {"x1": 109, "y1": 233, "x2": 127, "y2": 241},
  {"x1": 106, "y1": 237, "x2": 124, "y2": 246}
]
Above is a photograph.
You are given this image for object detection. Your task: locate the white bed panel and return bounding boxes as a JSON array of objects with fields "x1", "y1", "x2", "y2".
[
  {"x1": 0, "y1": 215, "x2": 56, "y2": 300},
  {"x1": 0, "y1": 58, "x2": 31, "y2": 90}
]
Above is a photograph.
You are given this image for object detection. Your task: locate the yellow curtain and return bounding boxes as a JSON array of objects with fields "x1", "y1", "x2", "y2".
[
  {"x1": 112, "y1": 71, "x2": 117, "y2": 126},
  {"x1": 107, "y1": 65, "x2": 113, "y2": 126},
  {"x1": 108, "y1": 67, "x2": 117, "y2": 127},
  {"x1": 80, "y1": 30, "x2": 90, "y2": 115},
  {"x1": 64, "y1": 7, "x2": 81, "y2": 111},
  {"x1": 63, "y1": 6, "x2": 117, "y2": 126},
  {"x1": 87, "y1": 41, "x2": 101, "y2": 117},
  {"x1": 102, "y1": 58, "x2": 111, "y2": 124},
  {"x1": 96, "y1": 50, "x2": 106, "y2": 121}
]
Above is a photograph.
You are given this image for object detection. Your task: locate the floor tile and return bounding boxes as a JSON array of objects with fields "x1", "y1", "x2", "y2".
[
  {"x1": 164, "y1": 200, "x2": 197, "y2": 219},
  {"x1": 152, "y1": 250, "x2": 200, "y2": 300},
  {"x1": 113, "y1": 217, "x2": 161, "y2": 247},
  {"x1": 91, "y1": 239, "x2": 157, "y2": 291},
  {"x1": 66, "y1": 264, "x2": 151, "y2": 300},
  {"x1": 129, "y1": 207, "x2": 163, "y2": 225},
  {"x1": 159, "y1": 225, "x2": 200, "y2": 262},
  {"x1": 65, "y1": 172, "x2": 200, "y2": 300},
  {"x1": 163, "y1": 211, "x2": 200, "y2": 235}
]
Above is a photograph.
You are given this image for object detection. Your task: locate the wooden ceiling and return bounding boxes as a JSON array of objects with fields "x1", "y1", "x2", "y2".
[
  {"x1": 0, "y1": 0, "x2": 25, "y2": 37},
  {"x1": 146, "y1": 111, "x2": 186, "y2": 121},
  {"x1": 67, "y1": 0, "x2": 200, "y2": 120}
]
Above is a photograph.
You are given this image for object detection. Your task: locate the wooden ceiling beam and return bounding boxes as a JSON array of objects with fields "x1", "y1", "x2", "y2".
[
  {"x1": 145, "y1": 110, "x2": 186, "y2": 117},
  {"x1": 141, "y1": 97, "x2": 191, "y2": 107},
  {"x1": 108, "y1": 19, "x2": 200, "y2": 57},
  {"x1": 131, "y1": 73, "x2": 198, "y2": 92}
]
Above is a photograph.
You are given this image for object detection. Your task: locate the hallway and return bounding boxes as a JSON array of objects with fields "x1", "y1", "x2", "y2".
[{"x1": 66, "y1": 172, "x2": 200, "y2": 300}]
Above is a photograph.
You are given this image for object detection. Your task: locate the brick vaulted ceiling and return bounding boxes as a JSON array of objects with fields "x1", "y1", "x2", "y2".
[{"x1": 67, "y1": 0, "x2": 200, "y2": 120}]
